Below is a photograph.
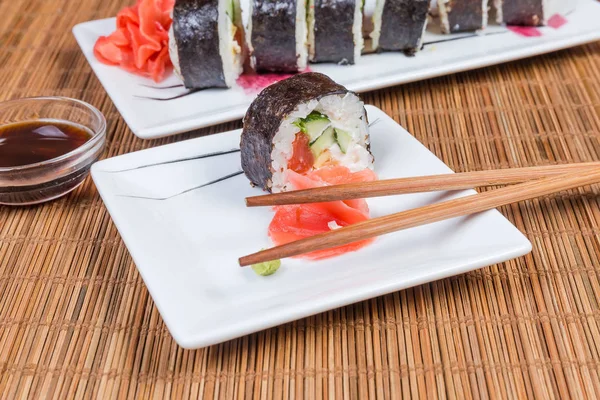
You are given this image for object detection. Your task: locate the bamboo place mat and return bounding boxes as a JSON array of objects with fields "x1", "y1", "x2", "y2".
[{"x1": 1, "y1": 0, "x2": 600, "y2": 398}]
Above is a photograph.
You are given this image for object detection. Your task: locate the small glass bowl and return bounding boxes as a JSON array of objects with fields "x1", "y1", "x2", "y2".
[{"x1": 0, "y1": 97, "x2": 106, "y2": 205}]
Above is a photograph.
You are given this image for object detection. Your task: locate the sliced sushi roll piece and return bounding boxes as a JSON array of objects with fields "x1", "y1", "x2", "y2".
[
  {"x1": 371, "y1": 0, "x2": 430, "y2": 55},
  {"x1": 247, "y1": 0, "x2": 308, "y2": 73},
  {"x1": 307, "y1": 0, "x2": 363, "y2": 64},
  {"x1": 437, "y1": 0, "x2": 489, "y2": 33},
  {"x1": 495, "y1": 0, "x2": 577, "y2": 26},
  {"x1": 241, "y1": 73, "x2": 373, "y2": 193},
  {"x1": 169, "y1": 0, "x2": 244, "y2": 89}
]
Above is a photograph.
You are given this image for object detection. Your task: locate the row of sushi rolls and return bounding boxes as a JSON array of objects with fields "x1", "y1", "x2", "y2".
[
  {"x1": 96, "y1": 0, "x2": 575, "y2": 271},
  {"x1": 96, "y1": 0, "x2": 576, "y2": 89},
  {"x1": 182, "y1": 0, "x2": 573, "y2": 89}
]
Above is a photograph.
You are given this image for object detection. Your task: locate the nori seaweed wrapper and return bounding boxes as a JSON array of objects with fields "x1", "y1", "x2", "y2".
[
  {"x1": 313, "y1": 0, "x2": 356, "y2": 64},
  {"x1": 445, "y1": 0, "x2": 484, "y2": 32},
  {"x1": 251, "y1": 0, "x2": 299, "y2": 72},
  {"x1": 502, "y1": 0, "x2": 544, "y2": 26},
  {"x1": 241, "y1": 73, "x2": 361, "y2": 191},
  {"x1": 379, "y1": 0, "x2": 429, "y2": 54},
  {"x1": 172, "y1": 0, "x2": 227, "y2": 89}
]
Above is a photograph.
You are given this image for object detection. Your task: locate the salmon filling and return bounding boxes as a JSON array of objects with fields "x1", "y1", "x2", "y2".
[{"x1": 287, "y1": 133, "x2": 314, "y2": 174}]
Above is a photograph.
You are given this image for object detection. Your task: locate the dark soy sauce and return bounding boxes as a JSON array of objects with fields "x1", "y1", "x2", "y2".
[{"x1": 0, "y1": 120, "x2": 92, "y2": 168}]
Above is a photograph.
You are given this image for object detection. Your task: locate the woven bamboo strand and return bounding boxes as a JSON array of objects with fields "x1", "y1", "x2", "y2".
[{"x1": 1, "y1": 0, "x2": 600, "y2": 397}]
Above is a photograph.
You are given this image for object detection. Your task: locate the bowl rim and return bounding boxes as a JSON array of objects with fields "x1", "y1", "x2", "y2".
[{"x1": 0, "y1": 96, "x2": 107, "y2": 173}]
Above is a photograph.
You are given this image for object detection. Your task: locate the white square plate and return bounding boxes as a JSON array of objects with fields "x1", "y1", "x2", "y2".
[
  {"x1": 73, "y1": 1, "x2": 600, "y2": 139},
  {"x1": 92, "y1": 106, "x2": 532, "y2": 348}
]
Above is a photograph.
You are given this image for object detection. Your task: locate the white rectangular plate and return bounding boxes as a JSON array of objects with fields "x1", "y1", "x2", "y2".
[
  {"x1": 91, "y1": 106, "x2": 532, "y2": 348},
  {"x1": 73, "y1": 0, "x2": 600, "y2": 139}
]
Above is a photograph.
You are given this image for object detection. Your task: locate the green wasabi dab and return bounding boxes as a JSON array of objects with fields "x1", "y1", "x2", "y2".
[{"x1": 251, "y1": 255, "x2": 281, "y2": 276}]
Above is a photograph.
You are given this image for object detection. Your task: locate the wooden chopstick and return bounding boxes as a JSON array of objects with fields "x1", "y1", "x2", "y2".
[
  {"x1": 245, "y1": 163, "x2": 600, "y2": 207},
  {"x1": 239, "y1": 168, "x2": 600, "y2": 266}
]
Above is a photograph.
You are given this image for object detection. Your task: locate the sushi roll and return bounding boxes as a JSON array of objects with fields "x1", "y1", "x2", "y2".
[
  {"x1": 247, "y1": 0, "x2": 308, "y2": 72},
  {"x1": 307, "y1": 0, "x2": 364, "y2": 64},
  {"x1": 168, "y1": 0, "x2": 244, "y2": 89},
  {"x1": 241, "y1": 73, "x2": 373, "y2": 193},
  {"x1": 371, "y1": 0, "x2": 430, "y2": 55},
  {"x1": 495, "y1": 0, "x2": 577, "y2": 26},
  {"x1": 437, "y1": 0, "x2": 489, "y2": 33}
]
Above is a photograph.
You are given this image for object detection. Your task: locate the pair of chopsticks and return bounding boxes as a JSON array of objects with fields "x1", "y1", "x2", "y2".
[{"x1": 239, "y1": 163, "x2": 600, "y2": 266}]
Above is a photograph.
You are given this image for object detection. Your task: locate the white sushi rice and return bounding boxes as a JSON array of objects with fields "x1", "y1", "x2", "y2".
[
  {"x1": 168, "y1": 0, "x2": 243, "y2": 87},
  {"x1": 219, "y1": 0, "x2": 244, "y2": 86},
  {"x1": 370, "y1": 0, "x2": 384, "y2": 50},
  {"x1": 246, "y1": 0, "x2": 255, "y2": 69},
  {"x1": 429, "y1": 0, "x2": 439, "y2": 16},
  {"x1": 307, "y1": 0, "x2": 316, "y2": 60},
  {"x1": 270, "y1": 93, "x2": 373, "y2": 192},
  {"x1": 437, "y1": 0, "x2": 451, "y2": 33},
  {"x1": 352, "y1": 0, "x2": 364, "y2": 62},
  {"x1": 296, "y1": 0, "x2": 308, "y2": 69},
  {"x1": 493, "y1": 0, "x2": 503, "y2": 24},
  {"x1": 328, "y1": 221, "x2": 342, "y2": 230},
  {"x1": 168, "y1": 15, "x2": 183, "y2": 81},
  {"x1": 481, "y1": 0, "x2": 489, "y2": 29}
]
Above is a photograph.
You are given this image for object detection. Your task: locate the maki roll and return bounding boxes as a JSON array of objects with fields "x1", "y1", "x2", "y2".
[
  {"x1": 437, "y1": 0, "x2": 489, "y2": 33},
  {"x1": 247, "y1": 0, "x2": 308, "y2": 72},
  {"x1": 241, "y1": 73, "x2": 373, "y2": 193},
  {"x1": 168, "y1": 0, "x2": 244, "y2": 89},
  {"x1": 307, "y1": 0, "x2": 364, "y2": 64},
  {"x1": 371, "y1": 0, "x2": 430, "y2": 55},
  {"x1": 495, "y1": 0, "x2": 576, "y2": 26}
]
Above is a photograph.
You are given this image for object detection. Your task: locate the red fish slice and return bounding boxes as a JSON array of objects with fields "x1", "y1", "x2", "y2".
[{"x1": 268, "y1": 166, "x2": 377, "y2": 260}]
